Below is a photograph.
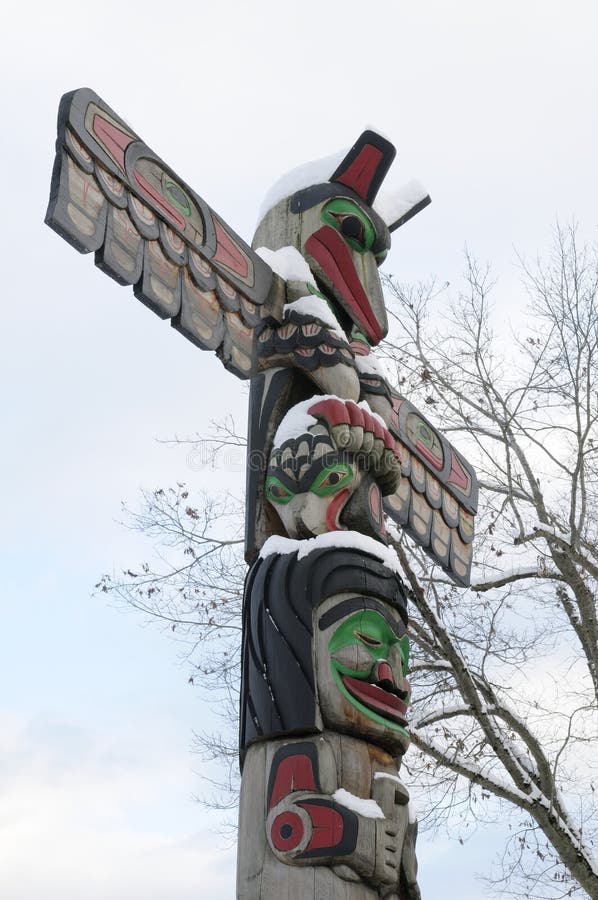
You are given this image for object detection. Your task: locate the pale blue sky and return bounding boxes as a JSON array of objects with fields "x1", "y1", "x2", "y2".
[{"x1": 2, "y1": 1, "x2": 597, "y2": 897}]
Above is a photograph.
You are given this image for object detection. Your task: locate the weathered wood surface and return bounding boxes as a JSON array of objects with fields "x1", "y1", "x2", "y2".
[
  {"x1": 46, "y1": 91, "x2": 477, "y2": 584},
  {"x1": 45, "y1": 101, "x2": 480, "y2": 897},
  {"x1": 238, "y1": 548, "x2": 420, "y2": 899},
  {"x1": 237, "y1": 733, "x2": 419, "y2": 900}
]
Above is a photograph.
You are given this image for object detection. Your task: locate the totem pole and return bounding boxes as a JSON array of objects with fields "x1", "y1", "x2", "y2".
[{"x1": 45, "y1": 89, "x2": 478, "y2": 899}]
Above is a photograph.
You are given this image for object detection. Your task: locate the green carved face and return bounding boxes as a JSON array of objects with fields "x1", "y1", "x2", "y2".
[{"x1": 315, "y1": 598, "x2": 411, "y2": 753}]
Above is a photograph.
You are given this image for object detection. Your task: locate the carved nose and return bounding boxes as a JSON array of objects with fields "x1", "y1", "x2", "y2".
[{"x1": 376, "y1": 661, "x2": 394, "y2": 686}]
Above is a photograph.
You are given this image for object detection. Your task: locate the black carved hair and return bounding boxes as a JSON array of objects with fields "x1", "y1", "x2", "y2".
[{"x1": 239, "y1": 545, "x2": 408, "y2": 764}]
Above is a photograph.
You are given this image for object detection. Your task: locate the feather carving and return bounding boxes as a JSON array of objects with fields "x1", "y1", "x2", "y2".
[{"x1": 45, "y1": 88, "x2": 284, "y2": 379}]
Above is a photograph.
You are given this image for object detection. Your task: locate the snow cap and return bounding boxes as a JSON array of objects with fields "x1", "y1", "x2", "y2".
[{"x1": 258, "y1": 129, "x2": 431, "y2": 233}]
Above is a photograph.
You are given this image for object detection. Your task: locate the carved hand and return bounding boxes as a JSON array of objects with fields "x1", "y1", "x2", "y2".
[{"x1": 266, "y1": 790, "x2": 401, "y2": 887}]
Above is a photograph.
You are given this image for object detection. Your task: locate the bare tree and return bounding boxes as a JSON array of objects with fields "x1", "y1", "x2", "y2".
[
  {"x1": 100, "y1": 225, "x2": 598, "y2": 897},
  {"x1": 97, "y1": 482, "x2": 245, "y2": 811}
]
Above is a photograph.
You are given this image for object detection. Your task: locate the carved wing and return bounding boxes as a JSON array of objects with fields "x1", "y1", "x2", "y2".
[
  {"x1": 45, "y1": 88, "x2": 284, "y2": 379},
  {"x1": 383, "y1": 390, "x2": 478, "y2": 587}
]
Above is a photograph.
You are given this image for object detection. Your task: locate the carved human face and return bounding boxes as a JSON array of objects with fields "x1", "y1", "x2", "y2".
[{"x1": 314, "y1": 594, "x2": 411, "y2": 753}]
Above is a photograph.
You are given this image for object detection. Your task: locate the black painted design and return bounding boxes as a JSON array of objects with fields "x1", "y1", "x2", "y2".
[
  {"x1": 239, "y1": 547, "x2": 408, "y2": 760},
  {"x1": 257, "y1": 311, "x2": 356, "y2": 373},
  {"x1": 318, "y1": 596, "x2": 407, "y2": 636},
  {"x1": 297, "y1": 798, "x2": 359, "y2": 859},
  {"x1": 45, "y1": 88, "x2": 280, "y2": 380}
]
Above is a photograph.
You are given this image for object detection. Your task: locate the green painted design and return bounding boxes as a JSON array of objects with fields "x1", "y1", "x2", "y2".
[
  {"x1": 418, "y1": 422, "x2": 433, "y2": 446},
  {"x1": 350, "y1": 325, "x2": 371, "y2": 346},
  {"x1": 165, "y1": 180, "x2": 192, "y2": 216},
  {"x1": 329, "y1": 610, "x2": 406, "y2": 666},
  {"x1": 327, "y1": 610, "x2": 410, "y2": 737},
  {"x1": 310, "y1": 463, "x2": 354, "y2": 498},
  {"x1": 321, "y1": 198, "x2": 376, "y2": 254},
  {"x1": 375, "y1": 249, "x2": 388, "y2": 264},
  {"x1": 306, "y1": 283, "x2": 329, "y2": 301},
  {"x1": 265, "y1": 476, "x2": 294, "y2": 505}
]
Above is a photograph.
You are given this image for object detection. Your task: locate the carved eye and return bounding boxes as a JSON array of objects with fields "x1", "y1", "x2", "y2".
[
  {"x1": 340, "y1": 215, "x2": 365, "y2": 243},
  {"x1": 311, "y1": 464, "x2": 353, "y2": 497},
  {"x1": 265, "y1": 476, "x2": 294, "y2": 505},
  {"x1": 165, "y1": 180, "x2": 191, "y2": 216},
  {"x1": 321, "y1": 199, "x2": 375, "y2": 253},
  {"x1": 354, "y1": 630, "x2": 383, "y2": 648}
]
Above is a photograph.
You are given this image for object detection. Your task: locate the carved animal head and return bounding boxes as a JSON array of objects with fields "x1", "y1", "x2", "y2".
[
  {"x1": 265, "y1": 396, "x2": 401, "y2": 543},
  {"x1": 253, "y1": 131, "x2": 430, "y2": 347}
]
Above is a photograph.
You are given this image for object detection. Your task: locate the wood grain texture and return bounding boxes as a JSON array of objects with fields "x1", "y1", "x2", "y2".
[
  {"x1": 237, "y1": 733, "x2": 419, "y2": 899},
  {"x1": 45, "y1": 88, "x2": 282, "y2": 380}
]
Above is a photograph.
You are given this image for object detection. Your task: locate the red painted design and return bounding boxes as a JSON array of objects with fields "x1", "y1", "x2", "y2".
[
  {"x1": 92, "y1": 115, "x2": 134, "y2": 172},
  {"x1": 350, "y1": 339, "x2": 370, "y2": 356},
  {"x1": 305, "y1": 227, "x2": 383, "y2": 345},
  {"x1": 213, "y1": 219, "x2": 250, "y2": 280},
  {"x1": 415, "y1": 441, "x2": 443, "y2": 472},
  {"x1": 299, "y1": 803, "x2": 345, "y2": 851},
  {"x1": 371, "y1": 416, "x2": 385, "y2": 443},
  {"x1": 308, "y1": 398, "x2": 350, "y2": 428},
  {"x1": 133, "y1": 168, "x2": 186, "y2": 230},
  {"x1": 377, "y1": 661, "x2": 394, "y2": 684},
  {"x1": 268, "y1": 754, "x2": 318, "y2": 810},
  {"x1": 333, "y1": 144, "x2": 384, "y2": 201},
  {"x1": 81, "y1": 177, "x2": 102, "y2": 210},
  {"x1": 449, "y1": 451, "x2": 469, "y2": 492},
  {"x1": 271, "y1": 811, "x2": 304, "y2": 852},
  {"x1": 342, "y1": 674, "x2": 408, "y2": 724},
  {"x1": 131, "y1": 196, "x2": 155, "y2": 224},
  {"x1": 390, "y1": 396, "x2": 402, "y2": 432},
  {"x1": 217, "y1": 275, "x2": 237, "y2": 299},
  {"x1": 368, "y1": 483, "x2": 383, "y2": 526},
  {"x1": 326, "y1": 487, "x2": 350, "y2": 532},
  {"x1": 302, "y1": 322, "x2": 322, "y2": 337},
  {"x1": 346, "y1": 401, "x2": 365, "y2": 430}
]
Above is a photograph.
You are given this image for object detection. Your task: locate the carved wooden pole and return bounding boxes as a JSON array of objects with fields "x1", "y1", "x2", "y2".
[{"x1": 45, "y1": 92, "x2": 478, "y2": 898}]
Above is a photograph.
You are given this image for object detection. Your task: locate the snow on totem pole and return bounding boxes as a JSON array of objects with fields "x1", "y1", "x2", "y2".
[{"x1": 45, "y1": 89, "x2": 478, "y2": 899}]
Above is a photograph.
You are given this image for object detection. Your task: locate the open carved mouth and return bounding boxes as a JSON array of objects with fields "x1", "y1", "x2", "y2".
[{"x1": 341, "y1": 674, "x2": 408, "y2": 726}]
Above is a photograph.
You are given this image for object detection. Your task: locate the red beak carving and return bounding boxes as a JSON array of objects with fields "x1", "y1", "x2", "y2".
[{"x1": 305, "y1": 226, "x2": 384, "y2": 345}]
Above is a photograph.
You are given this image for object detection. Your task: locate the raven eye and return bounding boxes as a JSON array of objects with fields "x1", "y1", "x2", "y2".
[
  {"x1": 321, "y1": 199, "x2": 375, "y2": 253},
  {"x1": 340, "y1": 215, "x2": 364, "y2": 243}
]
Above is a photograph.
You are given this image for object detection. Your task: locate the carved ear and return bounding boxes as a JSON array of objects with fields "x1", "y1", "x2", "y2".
[
  {"x1": 375, "y1": 180, "x2": 432, "y2": 233},
  {"x1": 329, "y1": 130, "x2": 396, "y2": 205}
]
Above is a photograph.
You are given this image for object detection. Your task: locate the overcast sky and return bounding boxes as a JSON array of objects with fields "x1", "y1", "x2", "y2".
[{"x1": 2, "y1": 1, "x2": 597, "y2": 897}]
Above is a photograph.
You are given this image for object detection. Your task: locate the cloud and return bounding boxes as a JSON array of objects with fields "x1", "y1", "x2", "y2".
[{"x1": 0, "y1": 712, "x2": 236, "y2": 900}]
